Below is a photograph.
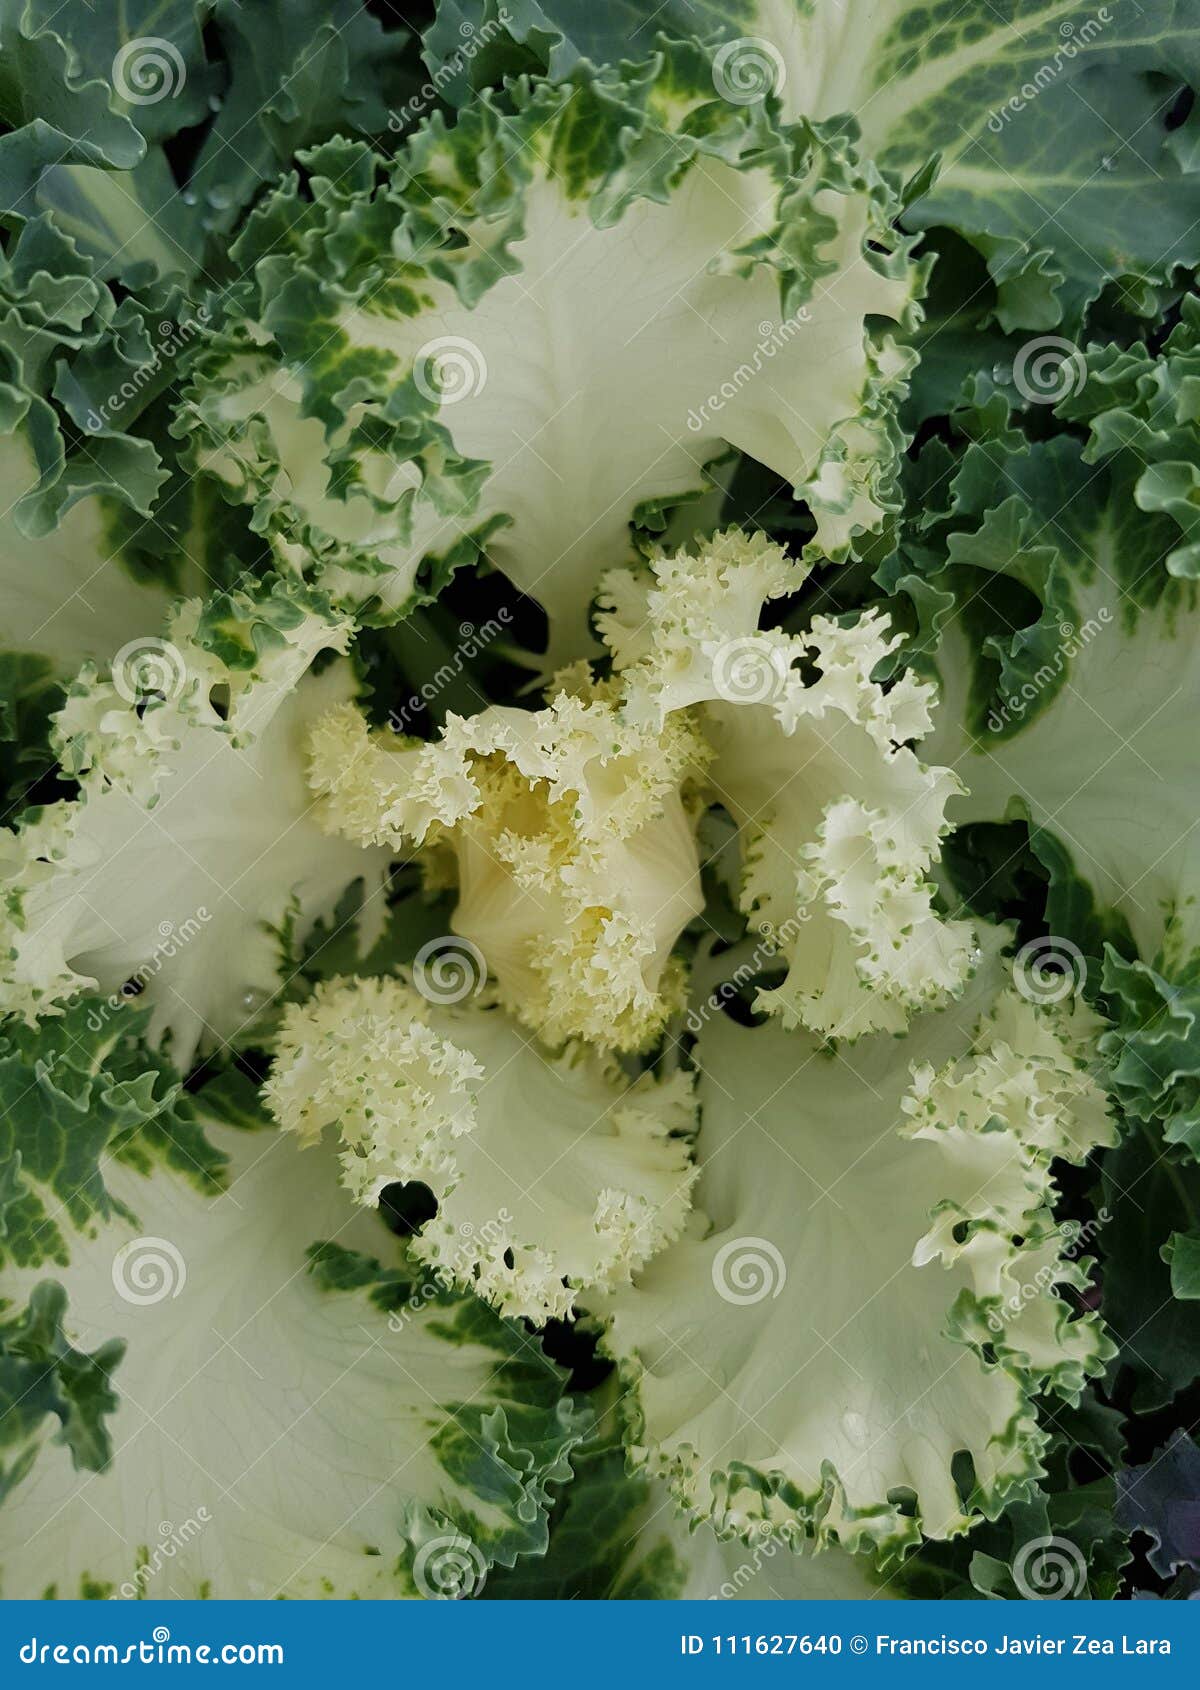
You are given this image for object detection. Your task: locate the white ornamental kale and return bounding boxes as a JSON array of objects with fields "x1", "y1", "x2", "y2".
[
  {"x1": 0, "y1": 0, "x2": 1155, "y2": 1607},
  {"x1": 311, "y1": 531, "x2": 974, "y2": 1049}
]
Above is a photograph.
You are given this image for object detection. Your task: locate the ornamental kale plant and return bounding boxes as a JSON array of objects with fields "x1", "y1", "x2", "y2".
[{"x1": 2, "y1": 0, "x2": 1200, "y2": 1603}]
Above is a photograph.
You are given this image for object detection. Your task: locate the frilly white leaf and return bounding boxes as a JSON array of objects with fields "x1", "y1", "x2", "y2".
[
  {"x1": 600, "y1": 529, "x2": 977, "y2": 1039},
  {"x1": 264, "y1": 973, "x2": 698, "y2": 1323},
  {"x1": 592, "y1": 925, "x2": 1116, "y2": 1563},
  {"x1": 0, "y1": 592, "x2": 387, "y2": 1064}
]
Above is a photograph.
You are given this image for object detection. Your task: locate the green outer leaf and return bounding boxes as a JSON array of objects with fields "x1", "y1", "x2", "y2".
[
  {"x1": 305, "y1": 1242, "x2": 586, "y2": 1578},
  {"x1": 1165, "y1": 1229, "x2": 1200, "y2": 1299},
  {"x1": 13, "y1": 0, "x2": 213, "y2": 146},
  {"x1": 423, "y1": 0, "x2": 728, "y2": 99},
  {"x1": 0, "y1": 2, "x2": 143, "y2": 207},
  {"x1": 0, "y1": 650, "x2": 63, "y2": 815},
  {"x1": 481, "y1": 1403, "x2": 684, "y2": 1600},
  {"x1": 1101, "y1": 949, "x2": 1200, "y2": 1150},
  {"x1": 1100, "y1": 1124, "x2": 1200, "y2": 1410},
  {"x1": 1058, "y1": 296, "x2": 1200, "y2": 580},
  {"x1": 186, "y1": 0, "x2": 419, "y2": 236},
  {"x1": 0, "y1": 1281, "x2": 123, "y2": 1506},
  {"x1": 0, "y1": 1001, "x2": 226, "y2": 1273},
  {"x1": 32, "y1": 157, "x2": 202, "y2": 286},
  {"x1": 884, "y1": 366, "x2": 1187, "y2": 749}
]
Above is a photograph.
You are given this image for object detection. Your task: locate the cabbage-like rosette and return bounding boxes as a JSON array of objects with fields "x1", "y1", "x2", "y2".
[
  {"x1": 263, "y1": 974, "x2": 698, "y2": 1323},
  {"x1": 306, "y1": 667, "x2": 709, "y2": 1054},
  {"x1": 0, "y1": 582, "x2": 391, "y2": 1064},
  {"x1": 182, "y1": 43, "x2": 922, "y2": 664},
  {"x1": 591, "y1": 925, "x2": 1116, "y2": 1562},
  {"x1": 599, "y1": 529, "x2": 976, "y2": 1039},
  {"x1": 0, "y1": 1057, "x2": 580, "y2": 1598}
]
